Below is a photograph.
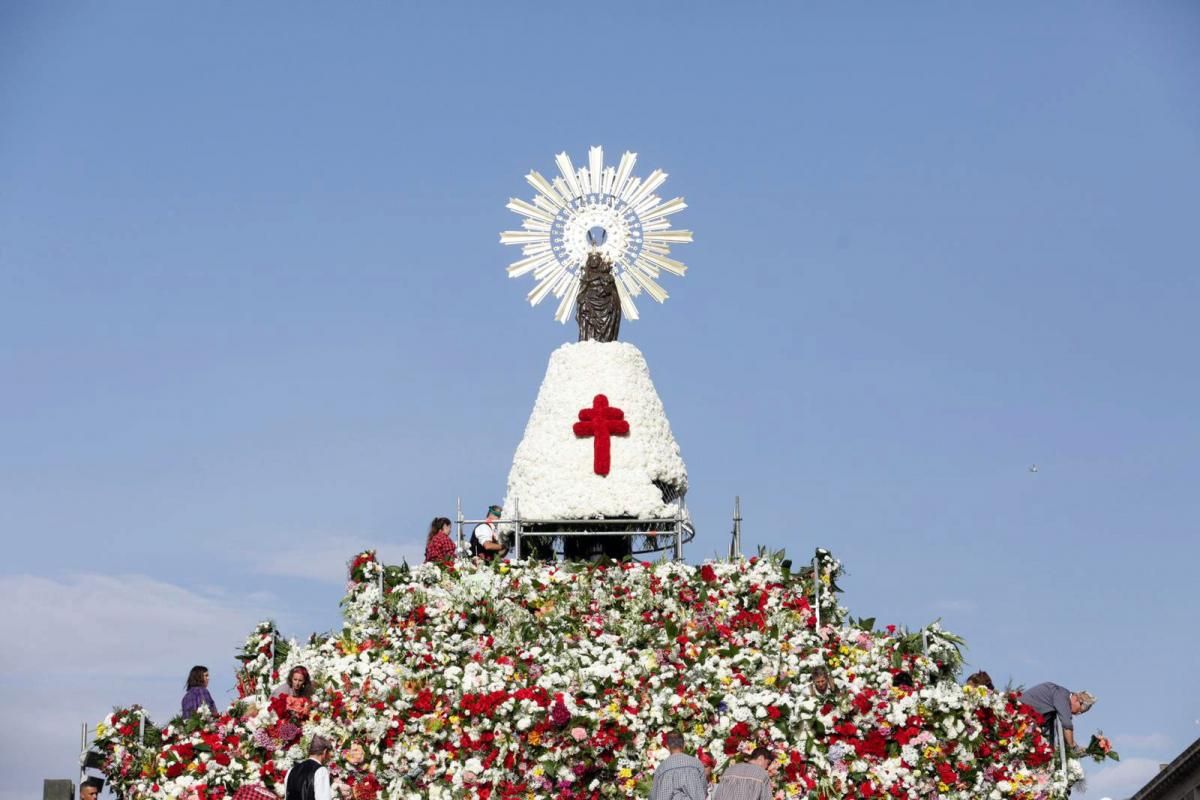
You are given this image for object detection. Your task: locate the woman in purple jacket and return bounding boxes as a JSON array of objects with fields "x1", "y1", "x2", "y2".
[{"x1": 181, "y1": 665, "x2": 218, "y2": 718}]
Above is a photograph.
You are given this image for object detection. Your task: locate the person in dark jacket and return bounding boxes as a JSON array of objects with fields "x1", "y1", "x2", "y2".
[{"x1": 284, "y1": 736, "x2": 333, "y2": 800}]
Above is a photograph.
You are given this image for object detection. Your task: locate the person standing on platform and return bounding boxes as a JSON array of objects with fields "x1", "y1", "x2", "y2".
[
  {"x1": 181, "y1": 665, "x2": 218, "y2": 718},
  {"x1": 424, "y1": 516, "x2": 457, "y2": 564},
  {"x1": 712, "y1": 747, "x2": 775, "y2": 800},
  {"x1": 1020, "y1": 682, "x2": 1095, "y2": 750},
  {"x1": 284, "y1": 736, "x2": 333, "y2": 800},
  {"x1": 650, "y1": 731, "x2": 708, "y2": 800},
  {"x1": 470, "y1": 505, "x2": 508, "y2": 560}
]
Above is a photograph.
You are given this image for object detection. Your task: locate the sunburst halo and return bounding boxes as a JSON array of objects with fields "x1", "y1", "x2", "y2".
[{"x1": 500, "y1": 146, "x2": 692, "y2": 323}]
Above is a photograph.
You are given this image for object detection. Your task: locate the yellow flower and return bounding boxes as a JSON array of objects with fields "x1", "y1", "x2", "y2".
[
  {"x1": 95, "y1": 723, "x2": 107, "y2": 738},
  {"x1": 763, "y1": 675, "x2": 776, "y2": 686},
  {"x1": 693, "y1": 723, "x2": 705, "y2": 736},
  {"x1": 618, "y1": 768, "x2": 632, "y2": 779}
]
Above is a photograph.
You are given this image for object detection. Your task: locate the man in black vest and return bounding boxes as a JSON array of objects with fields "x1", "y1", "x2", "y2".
[{"x1": 284, "y1": 736, "x2": 332, "y2": 800}]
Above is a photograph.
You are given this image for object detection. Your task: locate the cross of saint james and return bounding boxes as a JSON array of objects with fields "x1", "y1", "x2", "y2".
[{"x1": 573, "y1": 394, "x2": 629, "y2": 476}]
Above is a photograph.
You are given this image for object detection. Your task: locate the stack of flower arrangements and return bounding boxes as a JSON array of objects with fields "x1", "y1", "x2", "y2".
[{"x1": 89, "y1": 550, "x2": 1092, "y2": 799}]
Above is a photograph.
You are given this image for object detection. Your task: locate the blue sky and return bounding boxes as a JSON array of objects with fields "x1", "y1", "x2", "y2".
[{"x1": 2, "y1": 3, "x2": 1198, "y2": 799}]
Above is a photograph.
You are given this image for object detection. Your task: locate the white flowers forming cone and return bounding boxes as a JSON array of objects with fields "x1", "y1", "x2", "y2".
[{"x1": 502, "y1": 341, "x2": 687, "y2": 521}]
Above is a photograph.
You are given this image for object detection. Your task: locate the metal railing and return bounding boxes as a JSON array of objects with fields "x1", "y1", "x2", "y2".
[{"x1": 455, "y1": 497, "x2": 694, "y2": 560}]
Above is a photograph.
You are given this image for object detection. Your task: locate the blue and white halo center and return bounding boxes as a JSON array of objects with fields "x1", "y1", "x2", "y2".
[{"x1": 500, "y1": 146, "x2": 692, "y2": 323}]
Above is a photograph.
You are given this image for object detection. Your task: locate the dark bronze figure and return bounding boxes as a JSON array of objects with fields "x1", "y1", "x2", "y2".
[{"x1": 576, "y1": 251, "x2": 621, "y2": 342}]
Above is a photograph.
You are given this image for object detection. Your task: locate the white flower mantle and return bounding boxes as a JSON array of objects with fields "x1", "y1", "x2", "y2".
[{"x1": 502, "y1": 341, "x2": 687, "y2": 521}]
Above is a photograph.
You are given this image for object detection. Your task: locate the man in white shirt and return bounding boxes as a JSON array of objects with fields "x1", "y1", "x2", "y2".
[
  {"x1": 471, "y1": 505, "x2": 508, "y2": 560},
  {"x1": 284, "y1": 736, "x2": 332, "y2": 800}
]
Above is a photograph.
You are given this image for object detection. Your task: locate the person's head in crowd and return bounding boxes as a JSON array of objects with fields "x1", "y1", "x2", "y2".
[
  {"x1": 892, "y1": 671, "x2": 914, "y2": 689},
  {"x1": 186, "y1": 665, "x2": 209, "y2": 690},
  {"x1": 287, "y1": 666, "x2": 312, "y2": 697},
  {"x1": 79, "y1": 778, "x2": 103, "y2": 800},
  {"x1": 664, "y1": 730, "x2": 686, "y2": 753},
  {"x1": 308, "y1": 735, "x2": 333, "y2": 762},
  {"x1": 427, "y1": 517, "x2": 452, "y2": 544},
  {"x1": 486, "y1": 505, "x2": 502, "y2": 522},
  {"x1": 965, "y1": 671, "x2": 995, "y2": 691},
  {"x1": 747, "y1": 746, "x2": 773, "y2": 769},
  {"x1": 1071, "y1": 690, "x2": 1097, "y2": 715},
  {"x1": 811, "y1": 666, "x2": 831, "y2": 695}
]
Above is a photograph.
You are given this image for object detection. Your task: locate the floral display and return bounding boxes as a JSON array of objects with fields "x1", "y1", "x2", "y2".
[
  {"x1": 502, "y1": 341, "x2": 688, "y2": 522},
  {"x1": 90, "y1": 549, "x2": 1096, "y2": 799}
]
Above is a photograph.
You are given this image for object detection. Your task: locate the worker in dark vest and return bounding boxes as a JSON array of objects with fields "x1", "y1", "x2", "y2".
[{"x1": 284, "y1": 736, "x2": 333, "y2": 800}]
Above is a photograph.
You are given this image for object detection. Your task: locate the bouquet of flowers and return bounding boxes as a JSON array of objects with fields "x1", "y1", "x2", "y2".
[{"x1": 1084, "y1": 732, "x2": 1119, "y2": 762}]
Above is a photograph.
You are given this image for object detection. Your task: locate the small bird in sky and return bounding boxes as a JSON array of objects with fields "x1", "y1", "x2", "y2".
[{"x1": 1028, "y1": 465, "x2": 1039, "y2": 473}]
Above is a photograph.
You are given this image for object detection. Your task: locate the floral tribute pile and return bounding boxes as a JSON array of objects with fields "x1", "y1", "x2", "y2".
[{"x1": 90, "y1": 550, "x2": 1092, "y2": 800}]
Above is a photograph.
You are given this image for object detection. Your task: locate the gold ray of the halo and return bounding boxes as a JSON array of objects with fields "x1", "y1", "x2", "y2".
[
  {"x1": 640, "y1": 251, "x2": 688, "y2": 277},
  {"x1": 507, "y1": 198, "x2": 554, "y2": 223},
  {"x1": 638, "y1": 196, "x2": 687, "y2": 220},
  {"x1": 521, "y1": 241, "x2": 552, "y2": 256},
  {"x1": 614, "y1": 274, "x2": 640, "y2": 320},
  {"x1": 507, "y1": 252, "x2": 556, "y2": 278},
  {"x1": 612, "y1": 152, "x2": 638, "y2": 200},
  {"x1": 500, "y1": 230, "x2": 550, "y2": 245},
  {"x1": 525, "y1": 171, "x2": 565, "y2": 208},
  {"x1": 555, "y1": 152, "x2": 583, "y2": 199},
  {"x1": 554, "y1": 276, "x2": 581, "y2": 323},
  {"x1": 527, "y1": 265, "x2": 566, "y2": 306},
  {"x1": 619, "y1": 176, "x2": 641, "y2": 204},
  {"x1": 630, "y1": 260, "x2": 670, "y2": 303},
  {"x1": 643, "y1": 230, "x2": 694, "y2": 244},
  {"x1": 625, "y1": 169, "x2": 667, "y2": 207},
  {"x1": 601, "y1": 166, "x2": 616, "y2": 196},
  {"x1": 588, "y1": 147, "x2": 604, "y2": 196}
]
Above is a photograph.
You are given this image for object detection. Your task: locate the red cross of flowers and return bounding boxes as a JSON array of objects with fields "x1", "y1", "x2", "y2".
[{"x1": 573, "y1": 394, "x2": 629, "y2": 476}]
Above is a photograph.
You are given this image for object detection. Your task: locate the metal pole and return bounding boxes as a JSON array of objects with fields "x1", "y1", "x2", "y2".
[
  {"x1": 513, "y1": 498, "x2": 522, "y2": 561},
  {"x1": 1055, "y1": 717, "x2": 1068, "y2": 776},
  {"x1": 138, "y1": 713, "x2": 145, "y2": 745},
  {"x1": 79, "y1": 722, "x2": 87, "y2": 791},
  {"x1": 456, "y1": 496, "x2": 464, "y2": 553},
  {"x1": 921, "y1": 631, "x2": 929, "y2": 657},
  {"x1": 732, "y1": 496, "x2": 742, "y2": 559},
  {"x1": 812, "y1": 555, "x2": 821, "y2": 628},
  {"x1": 673, "y1": 509, "x2": 683, "y2": 561}
]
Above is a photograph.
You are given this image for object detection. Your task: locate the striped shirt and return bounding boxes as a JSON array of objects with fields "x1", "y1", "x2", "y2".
[
  {"x1": 649, "y1": 753, "x2": 708, "y2": 800},
  {"x1": 712, "y1": 761, "x2": 773, "y2": 800}
]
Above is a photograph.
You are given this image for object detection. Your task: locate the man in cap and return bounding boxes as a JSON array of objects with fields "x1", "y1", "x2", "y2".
[
  {"x1": 1019, "y1": 682, "x2": 1096, "y2": 750},
  {"x1": 284, "y1": 736, "x2": 333, "y2": 800},
  {"x1": 470, "y1": 505, "x2": 508, "y2": 560}
]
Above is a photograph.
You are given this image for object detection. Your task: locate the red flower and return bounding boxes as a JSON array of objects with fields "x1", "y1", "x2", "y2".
[{"x1": 700, "y1": 564, "x2": 717, "y2": 583}]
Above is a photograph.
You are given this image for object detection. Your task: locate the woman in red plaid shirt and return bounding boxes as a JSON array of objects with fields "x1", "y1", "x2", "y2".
[{"x1": 424, "y1": 516, "x2": 457, "y2": 564}]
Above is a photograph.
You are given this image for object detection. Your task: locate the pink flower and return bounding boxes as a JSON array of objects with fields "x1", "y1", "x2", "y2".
[{"x1": 570, "y1": 727, "x2": 587, "y2": 742}]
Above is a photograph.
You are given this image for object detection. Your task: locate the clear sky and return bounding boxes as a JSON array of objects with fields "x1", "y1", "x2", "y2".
[{"x1": 2, "y1": 3, "x2": 1198, "y2": 799}]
